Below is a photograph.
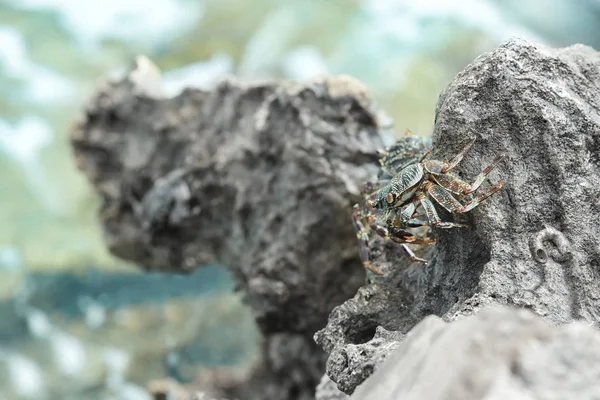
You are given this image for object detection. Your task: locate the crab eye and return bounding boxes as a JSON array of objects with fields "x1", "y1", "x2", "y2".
[{"x1": 386, "y1": 193, "x2": 396, "y2": 204}]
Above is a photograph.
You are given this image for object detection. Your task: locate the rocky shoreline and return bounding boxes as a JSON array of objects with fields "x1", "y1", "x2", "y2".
[{"x1": 72, "y1": 38, "x2": 600, "y2": 399}]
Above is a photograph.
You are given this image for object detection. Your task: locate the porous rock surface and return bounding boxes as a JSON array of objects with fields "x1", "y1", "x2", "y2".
[
  {"x1": 315, "y1": 38, "x2": 600, "y2": 394},
  {"x1": 315, "y1": 375, "x2": 349, "y2": 400},
  {"x1": 352, "y1": 306, "x2": 600, "y2": 400},
  {"x1": 71, "y1": 58, "x2": 386, "y2": 399},
  {"x1": 71, "y1": 67, "x2": 380, "y2": 335}
]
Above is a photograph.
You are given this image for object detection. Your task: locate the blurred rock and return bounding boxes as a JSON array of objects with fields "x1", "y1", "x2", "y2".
[
  {"x1": 315, "y1": 374, "x2": 349, "y2": 400},
  {"x1": 316, "y1": 38, "x2": 600, "y2": 393},
  {"x1": 352, "y1": 306, "x2": 600, "y2": 400},
  {"x1": 72, "y1": 58, "x2": 385, "y2": 399},
  {"x1": 71, "y1": 61, "x2": 378, "y2": 334}
]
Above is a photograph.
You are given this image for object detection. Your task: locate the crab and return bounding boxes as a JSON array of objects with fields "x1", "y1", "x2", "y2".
[{"x1": 353, "y1": 134, "x2": 505, "y2": 274}]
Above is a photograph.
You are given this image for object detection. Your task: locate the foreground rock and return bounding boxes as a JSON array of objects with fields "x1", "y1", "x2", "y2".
[
  {"x1": 71, "y1": 59, "x2": 387, "y2": 399},
  {"x1": 352, "y1": 306, "x2": 600, "y2": 400},
  {"x1": 315, "y1": 38, "x2": 600, "y2": 393}
]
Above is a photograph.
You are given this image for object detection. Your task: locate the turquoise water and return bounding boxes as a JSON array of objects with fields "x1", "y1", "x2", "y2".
[{"x1": 0, "y1": 0, "x2": 599, "y2": 398}]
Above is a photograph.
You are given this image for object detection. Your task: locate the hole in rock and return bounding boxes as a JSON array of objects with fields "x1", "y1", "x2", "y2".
[
  {"x1": 348, "y1": 322, "x2": 377, "y2": 345},
  {"x1": 536, "y1": 248, "x2": 547, "y2": 261}
]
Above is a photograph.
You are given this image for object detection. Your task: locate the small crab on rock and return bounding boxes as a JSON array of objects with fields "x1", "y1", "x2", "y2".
[{"x1": 353, "y1": 132, "x2": 505, "y2": 274}]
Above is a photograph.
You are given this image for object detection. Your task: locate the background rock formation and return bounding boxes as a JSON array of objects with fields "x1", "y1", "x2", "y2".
[
  {"x1": 315, "y1": 38, "x2": 600, "y2": 394},
  {"x1": 71, "y1": 63, "x2": 388, "y2": 399}
]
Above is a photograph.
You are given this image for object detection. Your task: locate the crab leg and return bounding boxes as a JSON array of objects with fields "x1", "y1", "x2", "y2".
[
  {"x1": 389, "y1": 228, "x2": 436, "y2": 245},
  {"x1": 420, "y1": 138, "x2": 476, "y2": 175},
  {"x1": 462, "y1": 153, "x2": 505, "y2": 194},
  {"x1": 417, "y1": 192, "x2": 469, "y2": 229},
  {"x1": 386, "y1": 227, "x2": 431, "y2": 263},
  {"x1": 405, "y1": 218, "x2": 427, "y2": 228},
  {"x1": 424, "y1": 182, "x2": 466, "y2": 213},
  {"x1": 352, "y1": 205, "x2": 383, "y2": 274},
  {"x1": 432, "y1": 153, "x2": 504, "y2": 196},
  {"x1": 385, "y1": 200, "x2": 426, "y2": 228},
  {"x1": 432, "y1": 173, "x2": 473, "y2": 195},
  {"x1": 399, "y1": 202, "x2": 417, "y2": 223},
  {"x1": 358, "y1": 206, "x2": 432, "y2": 269},
  {"x1": 440, "y1": 138, "x2": 476, "y2": 173},
  {"x1": 458, "y1": 179, "x2": 505, "y2": 213},
  {"x1": 402, "y1": 244, "x2": 427, "y2": 263},
  {"x1": 418, "y1": 150, "x2": 431, "y2": 163},
  {"x1": 425, "y1": 180, "x2": 505, "y2": 214},
  {"x1": 387, "y1": 217, "x2": 434, "y2": 263}
]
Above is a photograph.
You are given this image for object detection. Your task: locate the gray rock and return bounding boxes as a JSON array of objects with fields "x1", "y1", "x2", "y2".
[
  {"x1": 315, "y1": 374, "x2": 349, "y2": 400},
  {"x1": 72, "y1": 70, "x2": 381, "y2": 336},
  {"x1": 72, "y1": 38, "x2": 600, "y2": 399},
  {"x1": 324, "y1": 326, "x2": 404, "y2": 395},
  {"x1": 71, "y1": 61, "x2": 386, "y2": 399},
  {"x1": 316, "y1": 38, "x2": 600, "y2": 393},
  {"x1": 433, "y1": 38, "x2": 600, "y2": 324},
  {"x1": 352, "y1": 306, "x2": 600, "y2": 400}
]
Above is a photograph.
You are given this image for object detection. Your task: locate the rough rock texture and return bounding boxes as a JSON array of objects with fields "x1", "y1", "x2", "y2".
[
  {"x1": 315, "y1": 38, "x2": 600, "y2": 394},
  {"x1": 315, "y1": 375, "x2": 349, "y2": 400},
  {"x1": 73, "y1": 39, "x2": 600, "y2": 399},
  {"x1": 352, "y1": 306, "x2": 600, "y2": 400},
  {"x1": 71, "y1": 67, "x2": 381, "y2": 334},
  {"x1": 71, "y1": 59, "x2": 387, "y2": 399}
]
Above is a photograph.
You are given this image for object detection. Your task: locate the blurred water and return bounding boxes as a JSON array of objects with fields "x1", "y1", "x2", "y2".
[
  {"x1": 0, "y1": 265, "x2": 257, "y2": 399},
  {"x1": 0, "y1": 0, "x2": 599, "y2": 398},
  {"x1": 13, "y1": 0, "x2": 202, "y2": 46}
]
